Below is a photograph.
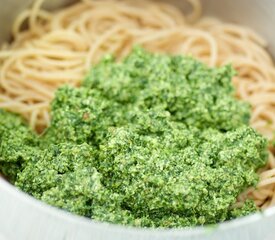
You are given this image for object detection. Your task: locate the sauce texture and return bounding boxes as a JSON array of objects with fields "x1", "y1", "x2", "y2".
[{"x1": 0, "y1": 48, "x2": 268, "y2": 227}]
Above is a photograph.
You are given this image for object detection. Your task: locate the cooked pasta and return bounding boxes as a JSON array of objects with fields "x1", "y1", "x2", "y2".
[{"x1": 1, "y1": 0, "x2": 275, "y2": 210}]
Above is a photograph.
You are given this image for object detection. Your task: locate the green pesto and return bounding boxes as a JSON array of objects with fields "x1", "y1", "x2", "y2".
[{"x1": 0, "y1": 48, "x2": 268, "y2": 228}]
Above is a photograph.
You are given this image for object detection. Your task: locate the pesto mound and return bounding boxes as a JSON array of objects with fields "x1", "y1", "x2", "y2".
[{"x1": 0, "y1": 48, "x2": 268, "y2": 227}]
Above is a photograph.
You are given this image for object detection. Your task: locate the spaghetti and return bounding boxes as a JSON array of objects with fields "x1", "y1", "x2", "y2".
[{"x1": 1, "y1": 0, "x2": 275, "y2": 211}]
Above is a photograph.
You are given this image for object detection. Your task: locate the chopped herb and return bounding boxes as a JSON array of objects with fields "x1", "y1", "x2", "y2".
[{"x1": 0, "y1": 48, "x2": 268, "y2": 228}]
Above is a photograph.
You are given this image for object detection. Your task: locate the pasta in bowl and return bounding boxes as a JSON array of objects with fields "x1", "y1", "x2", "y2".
[{"x1": 0, "y1": 0, "x2": 275, "y2": 239}]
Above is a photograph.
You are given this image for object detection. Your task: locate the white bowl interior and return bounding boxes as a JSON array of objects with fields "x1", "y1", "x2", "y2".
[{"x1": 1, "y1": 1, "x2": 275, "y2": 240}]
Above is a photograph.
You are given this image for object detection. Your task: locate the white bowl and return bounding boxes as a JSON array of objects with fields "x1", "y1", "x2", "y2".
[{"x1": 1, "y1": 0, "x2": 275, "y2": 239}]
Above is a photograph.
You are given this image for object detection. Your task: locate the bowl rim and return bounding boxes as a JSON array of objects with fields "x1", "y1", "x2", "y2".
[{"x1": 1, "y1": 177, "x2": 275, "y2": 237}]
